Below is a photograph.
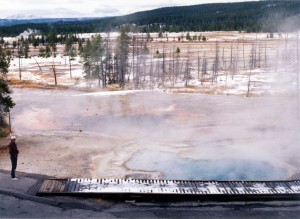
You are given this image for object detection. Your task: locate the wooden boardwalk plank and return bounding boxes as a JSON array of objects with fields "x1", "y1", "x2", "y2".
[{"x1": 37, "y1": 179, "x2": 300, "y2": 200}]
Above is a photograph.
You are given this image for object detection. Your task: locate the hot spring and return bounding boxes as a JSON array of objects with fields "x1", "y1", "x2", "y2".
[
  {"x1": 11, "y1": 89, "x2": 300, "y2": 179},
  {"x1": 126, "y1": 150, "x2": 288, "y2": 180}
]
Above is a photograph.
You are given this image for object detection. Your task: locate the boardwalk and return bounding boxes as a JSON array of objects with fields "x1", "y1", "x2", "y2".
[{"x1": 37, "y1": 178, "x2": 300, "y2": 201}]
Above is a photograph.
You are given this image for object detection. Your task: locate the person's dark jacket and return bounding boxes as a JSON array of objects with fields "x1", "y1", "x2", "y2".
[{"x1": 9, "y1": 141, "x2": 19, "y2": 157}]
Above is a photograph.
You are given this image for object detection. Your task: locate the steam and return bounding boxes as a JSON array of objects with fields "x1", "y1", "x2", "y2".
[
  {"x1": 9, "y1": 17, "x2": 300, "y2": 181},
  {"x1": 11, "y1": 86, "x2": 300, "y2": 180}
]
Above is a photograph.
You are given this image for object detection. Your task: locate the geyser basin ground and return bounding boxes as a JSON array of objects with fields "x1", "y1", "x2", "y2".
[{"x1": 1, "y1": 88, "x2": 299, "y2": 180}]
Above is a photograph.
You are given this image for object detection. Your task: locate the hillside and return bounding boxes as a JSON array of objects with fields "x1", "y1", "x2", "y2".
[
  {"x1": 0, "y1": 1, "x2": 300, "y2": 36},
  {"x1": 0, "y1": 17, "x2": 102, "y2": 27}
]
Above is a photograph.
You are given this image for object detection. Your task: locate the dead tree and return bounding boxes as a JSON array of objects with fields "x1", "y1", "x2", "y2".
[
  {"x1": 168, "y1": 48, "x2": 173, "y2": 83},
  {"x1": 258, "y1": 43, "x2": 261, "y2": 69},
  {"x1": 171, "y1": 46, "x2": 176, "y2": 86},
  {"x1": 161, "y1": 46, "x2": 166, "y2": 87},
  {"x1": 52, "y1": 58, "x2": 57, "y2": 87},
  {"x1": 18, "y1": 55, "x2": 22, "y2": 80},
  {"x1": 230, "y1": 41, "x2": 233, "y2": 69},
  {"x1": 17, "y1": 41, "x2": 24, "y2": 80},
  {"x1": 230, "y1": 42, "x2": 235, "y2": 80},
  {"x1": 149, "y1": 44, "x2": 154, "y2": 89},
  {"x1": 64, "y1": 36, "x2": 76, "y2": 79},
  {"x1": 201, "y1": 52, "x2": 207, "y2": 85},
  {"x1": 265, "y1": 42, "x2": 267, "y2": 68},
  {"x1": 247, "y1": 43, "x2": 256, "y2": 97},
  {"x1": 155, "y1": 59, "x2": 160, "y2": 87},
  {"x1": 212, "y1": 41, "x2": 220, "y2": 84},
  {"x1": 232, "y1": 44, "x2": 239, "y2": 78},
  {"x1": 222, "y1": 47, "x2": 226, "y2": 70},
  {"x1": 174, "y1": 48, "x2": 181, "y2": 85},
  {"x1": 197, "y1": 51, "x2": 201, "y2": 79},
  {"x1": 243, "y1": 34, "x2": 246, "y2": 69},
  {"x1": 184, "y1": 48, "x2": 192, "y2": 87},
  {"x1": 33, "y1": 57, "x2": 43, "y2": 74},
  {"x1": 275, "y1": 47, "x2": 279, "y2": 73}
]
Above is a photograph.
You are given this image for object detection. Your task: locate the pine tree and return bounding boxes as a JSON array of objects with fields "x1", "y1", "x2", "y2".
[
  {"x1": 81, "y1": 35, "x2": 104, "y2": 86},
  {"x1": 0, "y1": 46, "x2": 15, "y2": 130},
  {"x1": 116, "y1": 26, "x2": 130, "y2": 89}
]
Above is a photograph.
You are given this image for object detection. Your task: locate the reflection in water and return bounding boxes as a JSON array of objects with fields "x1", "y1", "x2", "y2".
[{"x1": 126, "y1": 151, "x2": 288, "y2": 180}]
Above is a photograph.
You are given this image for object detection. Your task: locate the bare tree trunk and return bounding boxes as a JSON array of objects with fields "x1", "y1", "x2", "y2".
[
  {"x1": 225, "y1": 65, "x2": 228, "y2": 87},
  {"x1": 172, "y1": 46, "x2": 175, "y2": 87},
  {"x1": 230, "y1": 42, "x2": 234, "y2": 79},
  {"x1": 212, "y1": 41, "x2": 220, "y2": 84},
  {"x1": 235, "y1": 43, "x2": 240, "y2": 70},
  {"x1": 247, "y1": 43, "x2": 256, "y2": 97},
  {"x1": 201, "y1": 52, "x2": 207, "y2": 85},
  {"x1": 258, "y1": 43, "x2": 261, "y2": 69},
  {"x1": 275, "y1": 47, "x2": 279, "y2": 73},
  {"x1": 197, "y1": 51, "x2": 201, "y2": 79},
  {"x1": 222, "y1": 47, "x2": 225, "y2": 70},
  {"x1": 184, "y1": 48, "x2": 191, "y2": 87},
  {"x1": 52, "y1": 59, "x2": 57, "y2": 87},
  {"x1": 162, "y1": 47, "x2": 166, "y2": 88},
  {"x1": 265, "y1": 42, "x2": 267, "y2": 68},
  {"x1": 149, "y1": 44, "x2": 154, "y2": 89},
  {"x1": 168, "y1": 48, "x2": 172, "y2": 82},
  {"x1": 254, "y1": 38, "x2": 257, "y2": 69},
  {"x1": 69, "y1": 56, "x2": 72, "y2": 79},
  {"x1": 156, "y1": 60, "x2": 160, "y2": 87},
  {"x1": 230, "y1": 42, "x2": 235, "y2": 80},
  {"x1": 230, "y1": 42, "x2": 233, "y2": 67},
  {"x1": 18, "y1": 55, "x2": 22, "y2": 80},
  {"x1": 235, "y1": 43, "x2": 239, "y2": 74},
  {"x1": 247, "y1": 69, "x2": 252, "y2": 97},
  {"x1": 33, "y1": 56, "x2": 43, "y2": 74},
  {"x1": 243, "y1": 34, "x2": 246, "y2": 69}
]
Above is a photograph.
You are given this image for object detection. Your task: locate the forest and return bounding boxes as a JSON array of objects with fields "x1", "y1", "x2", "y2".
[{"x1": 0, "y1": 1, "x2": 300, "y2": 37}]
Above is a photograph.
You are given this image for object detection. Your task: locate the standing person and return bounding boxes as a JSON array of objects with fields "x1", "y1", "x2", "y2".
[{"x1": 8, "y1": 135, "x2": 19, "y2": 180}]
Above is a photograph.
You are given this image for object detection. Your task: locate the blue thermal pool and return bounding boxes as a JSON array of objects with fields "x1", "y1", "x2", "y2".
[{"x1": 126, "y1": 151, "x2": 288, "y2": 180}]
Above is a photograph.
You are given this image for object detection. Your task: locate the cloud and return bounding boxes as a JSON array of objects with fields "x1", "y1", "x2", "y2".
[
  {"x1": 93, "y1": 6, "x2": 120, "y2": 15},
  {"x1": 5, "y1": 8, "x2": 86, "y2": 18},
  {"x1": 0, "y1": 0, "x2": 261, "y2": 19}
]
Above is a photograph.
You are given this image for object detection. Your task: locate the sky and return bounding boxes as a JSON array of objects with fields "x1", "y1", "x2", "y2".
[{"x1": 0, "y1": 0, "x2": 259, "y2": 19}]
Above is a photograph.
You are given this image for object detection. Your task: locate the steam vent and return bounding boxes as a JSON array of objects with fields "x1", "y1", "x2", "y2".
[{"x1": 38, "y1": 178, "x2": 300, "y2": 201}]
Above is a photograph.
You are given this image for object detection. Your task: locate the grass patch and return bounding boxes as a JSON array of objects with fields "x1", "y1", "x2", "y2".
[{"x1": 8, "y1": 80, "x2": 67, "y2": 90}]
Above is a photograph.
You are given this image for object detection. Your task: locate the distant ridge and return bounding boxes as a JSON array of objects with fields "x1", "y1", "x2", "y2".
[
  {"x1": 0, "y1": 17, "x2": 108, "y2": 27},
  {"x1": 0, "y1": 1, "x2": 300, "y2": 36},
  {"x1": 5, "y1": 14, "x2": 38, "y2": 20}
]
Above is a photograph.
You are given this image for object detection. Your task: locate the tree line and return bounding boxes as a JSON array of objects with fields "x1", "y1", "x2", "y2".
[{"x1": 1, "y1": 1, "x2": 300, "y2": 37}]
